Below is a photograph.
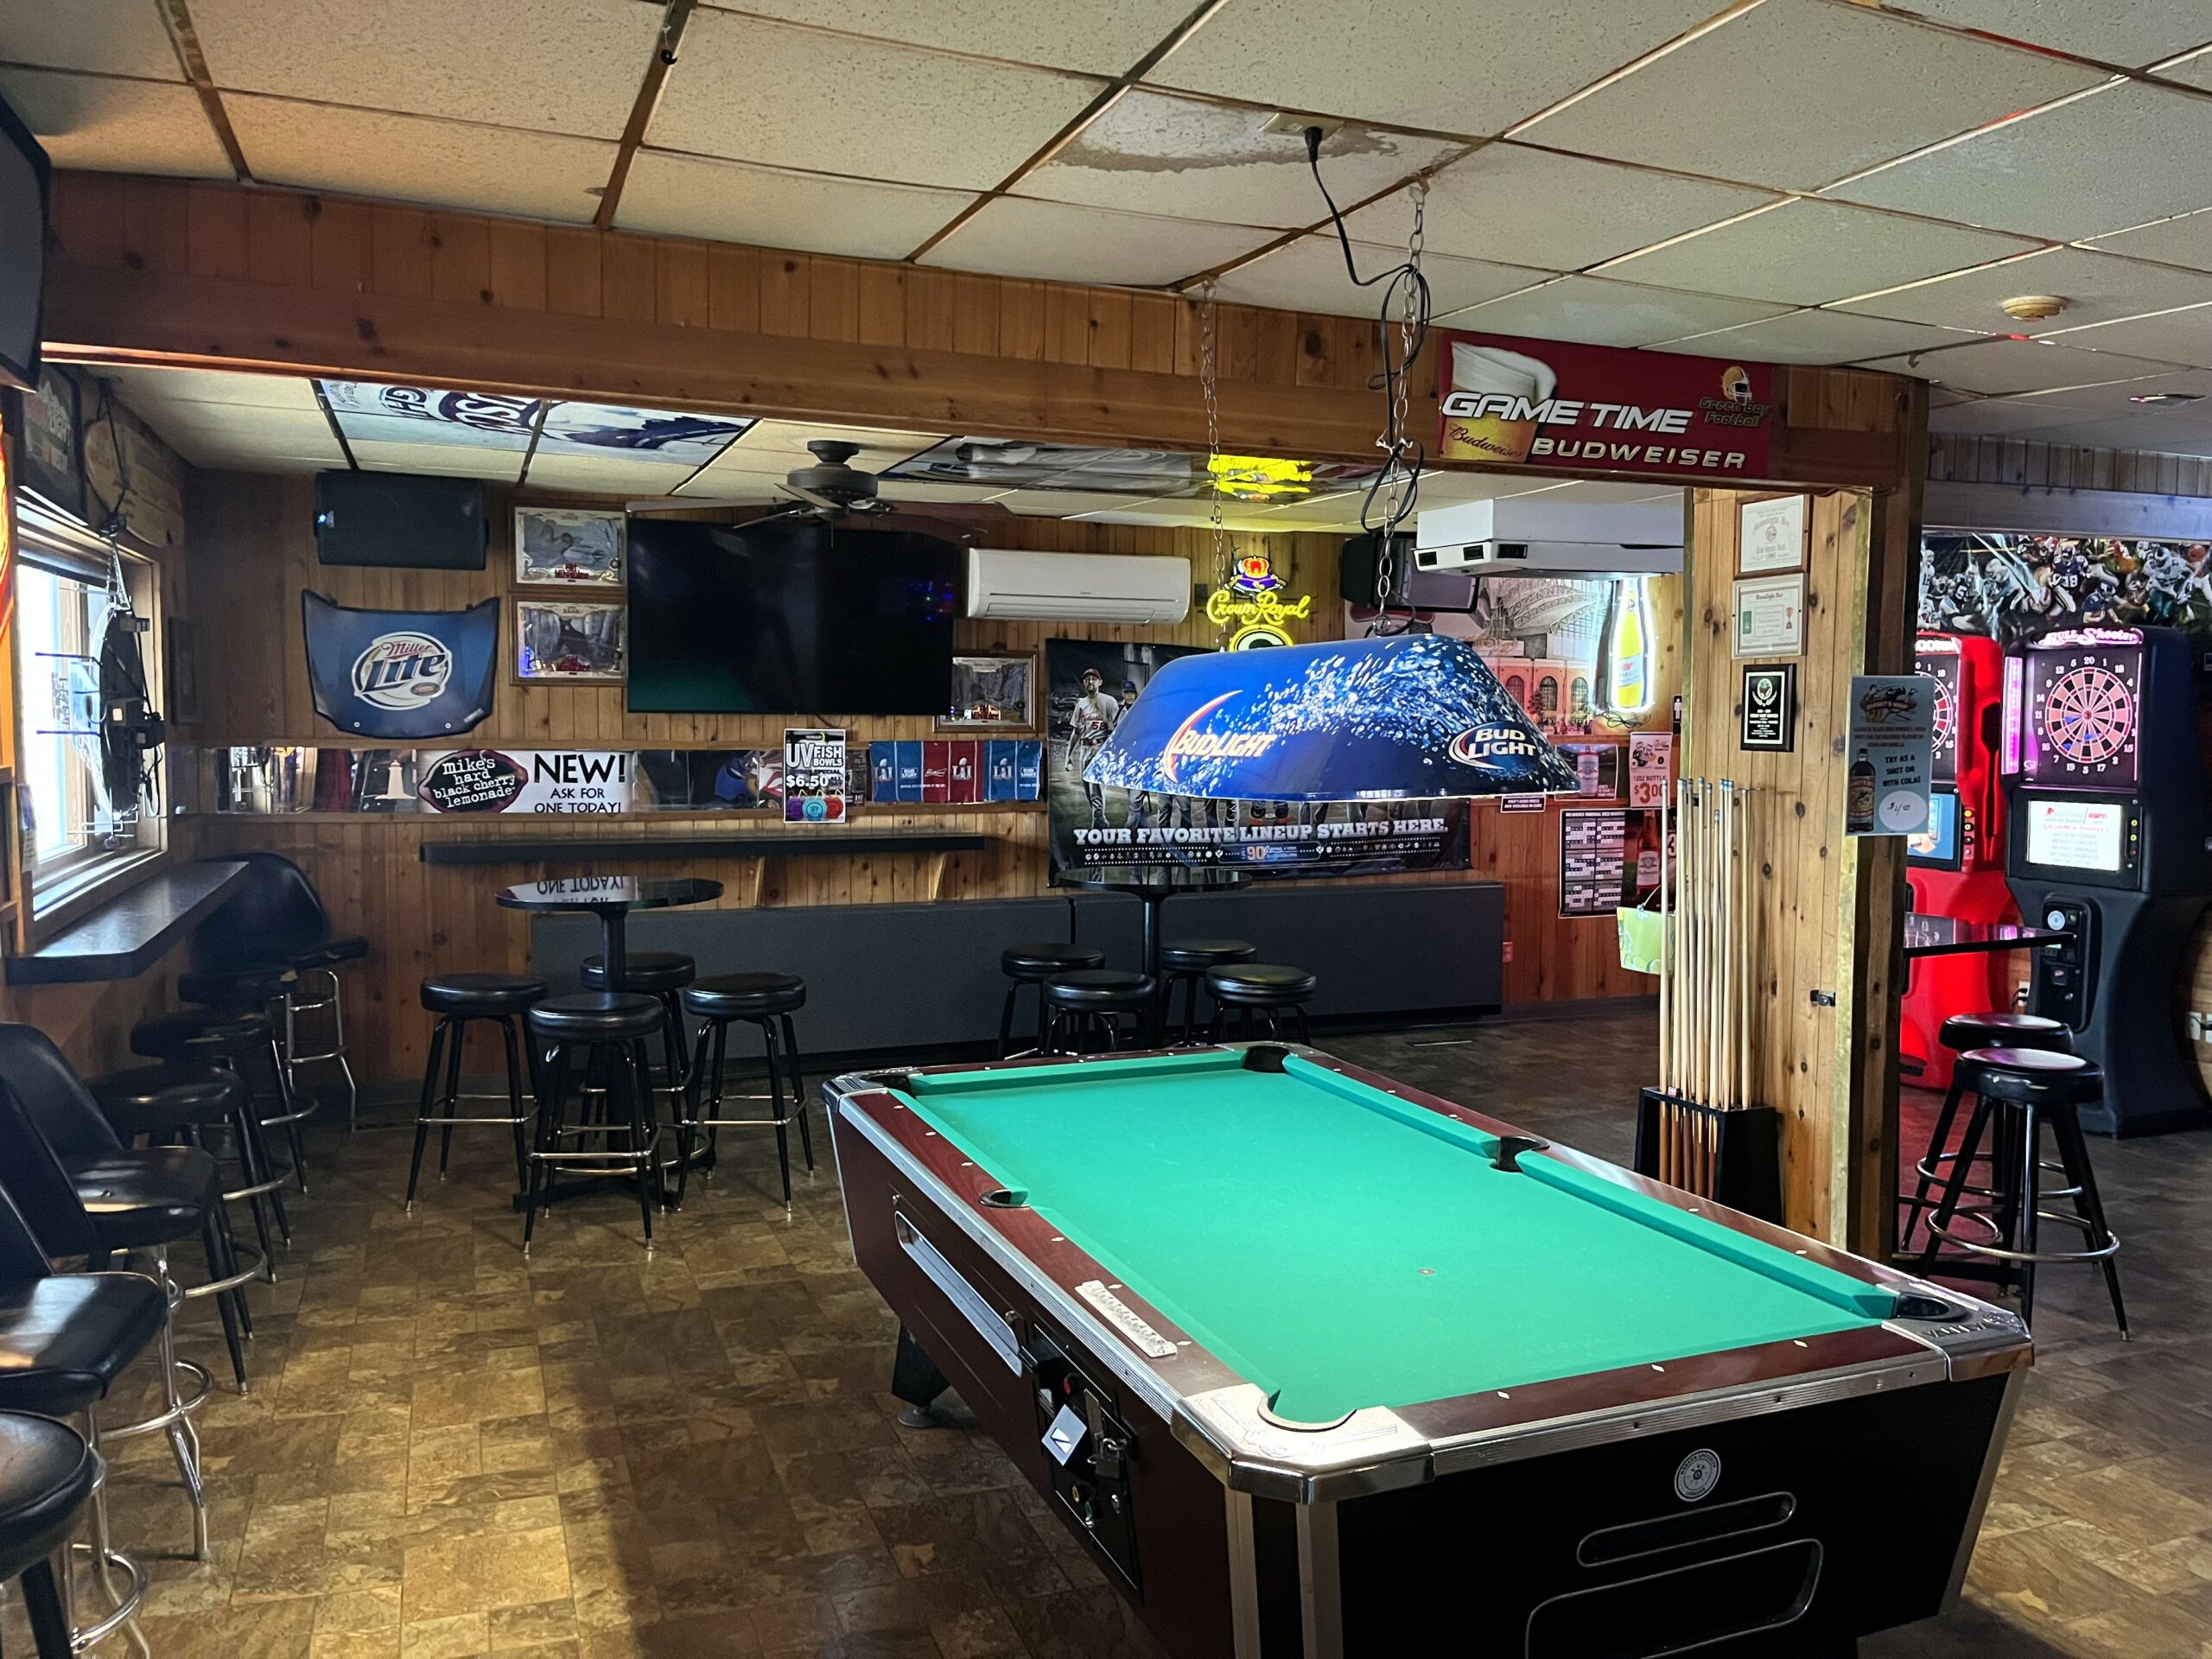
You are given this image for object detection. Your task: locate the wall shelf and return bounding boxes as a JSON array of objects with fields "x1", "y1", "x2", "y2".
[
  {"x1": 4, "y1": 861, "x2": 248, "y2": 984},
  {"x1": 419, "y1": 833, "x2": 994, "y2": 865}
]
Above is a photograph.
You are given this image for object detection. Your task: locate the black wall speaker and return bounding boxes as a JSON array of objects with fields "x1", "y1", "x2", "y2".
[
  {"x1": 1339, "y1": 532, "x2": 1478, "y2": 612},
  {"x1": 314, "y1": 471, "x2": 488, "y2": 569}
]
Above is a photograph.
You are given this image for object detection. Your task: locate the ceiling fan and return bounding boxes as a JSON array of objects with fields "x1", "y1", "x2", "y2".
[{"x1": 629, "y1": 439, "x2": 1011, "y2": 538}]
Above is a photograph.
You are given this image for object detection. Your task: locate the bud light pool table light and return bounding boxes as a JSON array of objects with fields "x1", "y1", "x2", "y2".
[{"x1": 1083, "y1": 633, "x2": 1580, "y2": 802}]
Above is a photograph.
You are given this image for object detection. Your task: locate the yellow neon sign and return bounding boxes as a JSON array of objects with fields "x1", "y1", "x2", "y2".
[
  {"x1": 1206, "y1": 549, "x2": 1312, "y2": 648},
  {"x1": 1208, "y1": 454, "x2": 1314, "y2": 500}
]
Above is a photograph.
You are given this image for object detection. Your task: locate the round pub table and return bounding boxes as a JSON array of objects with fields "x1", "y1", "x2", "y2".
[{"x1": 494, "y1": 875, "x2": 723, "y2": 989}]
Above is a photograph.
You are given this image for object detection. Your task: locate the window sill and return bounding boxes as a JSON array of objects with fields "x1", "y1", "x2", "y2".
[
  {"x1": 5, "y1": 861, "x2": 250, "y2": 985},
  {"x1": 29, "y1": 849, "x2": 170, "y2": 942}
]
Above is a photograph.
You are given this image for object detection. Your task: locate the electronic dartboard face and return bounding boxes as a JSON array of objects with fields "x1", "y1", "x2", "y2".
[
  {"x1": 2023, "y1": 643, "x2": 2142, "y2": 788},
  {"x1": 1918, "y1": 652, "x2": 1961, "y2": 783}
]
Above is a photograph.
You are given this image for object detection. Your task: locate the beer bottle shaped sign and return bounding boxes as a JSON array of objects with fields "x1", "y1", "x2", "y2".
[
  {"x1": 1846, "y1": 747, "x2": 1878, "y2": 833},
  {"x1": 1599, "y1": 576, "x2": 1653, "y2": 718}
]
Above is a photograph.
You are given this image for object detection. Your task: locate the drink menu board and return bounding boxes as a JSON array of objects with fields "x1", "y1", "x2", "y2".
[{"x1": 1560, "y1": 807, "x2": 1664, "y2": 918}]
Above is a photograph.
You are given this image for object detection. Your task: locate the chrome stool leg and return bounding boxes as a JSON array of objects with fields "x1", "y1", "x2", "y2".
[
  {"x1": 101, "y1": 1249, "x2": 212, "y2": 1562},
  {"x1": 280, "y1": 967, "x2": 358, "y2": 1133},
  {"x1": 73, "y1": 1414, "x2": 149, "y2": 1659}
]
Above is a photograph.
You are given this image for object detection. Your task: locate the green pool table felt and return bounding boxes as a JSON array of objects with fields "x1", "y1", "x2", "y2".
[{"x1": 893, "y1": 1051, "x2": 1896, "y2": 1422}]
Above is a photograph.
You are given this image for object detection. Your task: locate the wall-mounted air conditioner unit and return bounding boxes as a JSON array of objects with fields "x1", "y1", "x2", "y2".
[
  {"x1": 966, "y1": 549, "x2": 1192, "y2": 623},
  {"x1": 1413, "y1": 497, "x2": 1684, "y2": 578}
]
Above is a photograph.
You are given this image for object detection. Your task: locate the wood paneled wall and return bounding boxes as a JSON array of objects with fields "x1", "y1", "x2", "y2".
[{"x1": 1929, "y1": 432, "x2": 2212, "y2": 496}]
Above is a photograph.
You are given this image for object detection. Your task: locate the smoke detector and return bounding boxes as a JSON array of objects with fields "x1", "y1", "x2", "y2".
[{"x1": 2000, "y1": 295, "x2": 2067, "y2": 321}]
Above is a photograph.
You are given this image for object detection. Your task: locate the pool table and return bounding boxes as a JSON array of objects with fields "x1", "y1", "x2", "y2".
[{"x1": 826, "y1": 1045, "x2": 2031, "y2": 1659}]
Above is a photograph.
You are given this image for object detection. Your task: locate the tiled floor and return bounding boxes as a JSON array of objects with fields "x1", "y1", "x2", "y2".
[{"x1": 49, "y1": 1011, "x2": 2212, "y2": 1657}]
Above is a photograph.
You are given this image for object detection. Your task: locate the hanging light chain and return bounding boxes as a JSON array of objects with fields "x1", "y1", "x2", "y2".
[{"x1": 1199, "y1": 280, "x2": 1232, "y2": 644}]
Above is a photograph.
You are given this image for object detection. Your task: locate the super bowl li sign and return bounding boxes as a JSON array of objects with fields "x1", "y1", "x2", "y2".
[{"x1": 1439, "y1": 332, "x2": 1777, "y2": 481}]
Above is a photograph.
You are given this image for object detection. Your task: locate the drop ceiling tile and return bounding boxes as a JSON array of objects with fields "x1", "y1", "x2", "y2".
[
  {"x1": 2084, "y1": 207, "x2": 2212, "y2": 274},
  {"x1": 1513, "y1": 480, "x2": 1691, "y2": 505},
  {"x1": 519, "y1": 453, "x2": 691, "y2": 494},
  {"x1": 1150, "y1": 0, "x2": 1720, "y2": 136},
  {"x1": 1881, "y1": 2, "x2": 2212, "y2": 67},
  {"x1": 652, "y1": 10, "x2": 1103, "y2": 190},
  {"x1": 1436, "y1": 276, "x2": 1791, "y2": 350},
  {"x1": 96, "y1": 366, "x2": 322, "y2": 413},
  {"x1": 1518, "y1": 0, "x2": 2103, "y2": 192},
  {"x1": 192, "y1": 0, "x2": 661, "y2": 140},
  {"x1": 718, "y1": 421, "x2": 943, "y2": 470},
  {"x1": 671, "y1": 467, "x2": 789, "y2": 501},
  {"x1": 995, "y1": 489, "x2": 1168, "y2": 517},
  {"x1": 1853, "y1": 335, "x2": 2180, "y2": 395},
  {"x1": 0, "y1": 69, "x2": 230, "y2": 175},
  {"x1": 2032, "y1": 302, "x2": 2212, "y2": 371},
  {"x1": 1212, "y1": 235, "x2": 1548, "y2": 319},
  {"x1": 346, "y1": 438, "x2": 526, "y2": 481},
  {"x1": 1598, "y1": 200, "x2": 2040, "y2": 307},
  {"x1": 1985, "y1": 406, "x2": 2212, "y2": 453},
  {"x1": 1024, "y1": 92, "x2": 1462, "y2": 232},
  {"x1": 617, "y1": 150, "x2": 975, "y2": 260},
  {"x1": 1244, "y1": 490, "x2": 1369, "y2": 525},
  {"x1": 1343, "y1": 144, "x2": 1779, "y2": 273},
  {"x1": 706, "y1": 0, "x2": 1210, "y2": 77},
  {"x1": 1660, "y1": 308, "x2": 1988, "y2": 365},
  {"x1": 1840, "y1": 246, "x2": 2212, "y2": 336},
  {"x1": 137, "y1": 405, "x2": 347, "y2": 469},
  {"x1": 1414, "y1": 468, "x2": 1553, "y2": 503},
  {"x1": 226, "y1": 97, "x2": 613, "y2": 221},
  {"x1": 877, "y1": 480, "x2": 1007, "y2": 505},
  {"x1": 2161, "y1": 46, "x2": 2212, "y2": 92},
  {"x1": 918, "y1": 196, "x2": 1278, "y2": 288},
  {"x1": 1926, "y1": 397, "x2": 2092, "y2": 436},
  {"x1": 1828, "y1": 82, "x2": 2212, "y2": 242},
  {"x1": 0, "y1": 0, "x2": 180, "y2": 78}
]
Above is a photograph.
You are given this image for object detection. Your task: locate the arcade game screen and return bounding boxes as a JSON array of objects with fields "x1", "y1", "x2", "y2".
[
  {"x1": 2024, "y1": 798, "x2": 2127, "y2": 874},
  {"x1": 1909, "y1": 788, "x2": 1962, "y2": 869},
  {"x1": 2017, "y1": 638, "x2": 2142, "y2": 789}
]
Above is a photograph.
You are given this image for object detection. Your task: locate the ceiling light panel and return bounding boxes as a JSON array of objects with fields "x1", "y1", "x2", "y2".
[
  {"x1": 190, "y1": 0, "x2": 663, "y2": 141},
  {"x1": 1211, "y1": 234, "x2": 1548, "y2": 319},
  {"x1": 1518, "y1": 0, "x2": 2105, "y2": 192},
  {"x1": 1341, "y1": 144, "x2": 1779, "y2": 274},
  {"x1": 1598, "y1": 199, "x2": 2040, "y2": 307},
  {"x1": 1828, "y1": 81, "x2": 2212, "y2": 242},
  {"x1": 698, "y1": 0, "x2": 1204, "y2": 76},
  {"x1": 0, "y1": 70, "x2": 232, "y2": 176},
  {"x1": 1148, "y1": 0, "x2": 1721, "y2": 137},
  {"x1": 1020, "y1": 91, "x2": 1463, "y2": 232},
  {"x1": 1438, "y1": 276, "x2": 1792, "y2": 349},
  {"x1": 0, "y1": 0, "x2": 182, "y2": 79},
  {"x1": 616, "y1": 151, "x2": 976, "y2": 261},
  {"x1": 225, "y1": 97, "x2": 615, "y2": 221},
  {"x1": 918, "y1": 196, "x2": 1280, "y2": 287},
  {"x1": 1838, "y1": 245, "x2": 2212, "y2": 333},
  {"x1": 1877, "y1": 2, "x2": 2212, "y2": 67},
  {"x1": 650, "y1": 10, "x2": 1105, "y2": 191}
]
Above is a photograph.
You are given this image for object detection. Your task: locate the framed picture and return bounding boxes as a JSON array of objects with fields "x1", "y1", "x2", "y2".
[
  {"x1": 514, "y1": 505, "x2": 625, "y2": 587},
  {"x1": 1738, "y1": 493, "x2": 1807, "y2": 575},
  {"x1": 515, "y1": 599, "x2": 625, "y2": 681},
  {"x1": 164, "y1": 616, "x2": 200, "y2": 725},
  {"x1": 14, "y1": 368, "x2": 83, "y2": 519},
  {"x1": 938, "y1": 653, "x2": 1036, "y2": 730}
]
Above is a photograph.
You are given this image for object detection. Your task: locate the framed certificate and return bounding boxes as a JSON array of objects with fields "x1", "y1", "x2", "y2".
[
  {"x1": 1732, "y1": 573, "x2": 1804, "y2": 658},
  {"x1": 1738, "y1": 493, "x2": 1808, "y2": 575}
]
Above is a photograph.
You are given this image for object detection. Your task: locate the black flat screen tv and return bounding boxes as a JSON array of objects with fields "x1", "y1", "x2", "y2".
[
  {"x1": 626, "y1": 518, "x2": 963, "y2": 715},
  {"x1": 0, "y1": 95, "x2": 52, "y2": 391}
]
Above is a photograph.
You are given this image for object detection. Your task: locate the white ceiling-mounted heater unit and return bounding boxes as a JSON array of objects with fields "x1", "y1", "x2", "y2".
[
  {"x1": 1413, "y1": 497, "x2": 1684, "y2": 578},
  {"x1": 966, "y1": 549, "x2": 1192, "y2": 623}
]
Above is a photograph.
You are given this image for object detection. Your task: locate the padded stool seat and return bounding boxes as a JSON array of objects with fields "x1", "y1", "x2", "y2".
[
  {"x1": 0, "y1": 1278, "x2": 168, "y2": 1414},
  {"x1": 0, "y1": 1409, "x2": 98, "y2": 1573},
  {"x1": 683, "y1": 973, "x2": 805, "y2": 1019},
  {"x1": 64, "y1": 1147, "x2": 223, "y2": 1255},
  {"x1": 581, "y1": 952, "x2": 696, "y2": 993},
  {"x1": 1956, "y1": 1046, "x2": 2104, "y2": 1106},
  {"x1": 526, "y1": 993, "x2": 664, "y2": 1041},
  {"x1": 1158, "y1": 939, "x2": 1256, "y2": 972},
  {"x1": 1205, "y1": 963, "x2": 1319, "y2": 1003},
  {"x1": 177, "y1": 965, "x2": 297, "y2": 1007},
  {"x1": 1043, "y1": 969, "x2": 1156, "y2": 1009},
  {"x1": 420, "y1": 972, "x2": 546, "y2": 1016},
  {"x1": 130, "y1": 1007, "x2": 271, "y2": 1059},
  {"x1": 89, "y1": 1065, "x2": 246, "y2": 1141},
  {"x1": 1001, "y1": 943, "x2": 1106, "y2": 979},
  {"x1": 286, "y1": 934, "x2": 368, "y2": 970},
  {"x1": 1940, "y1": 1012, "x2": 2070, "y2": 1054}
]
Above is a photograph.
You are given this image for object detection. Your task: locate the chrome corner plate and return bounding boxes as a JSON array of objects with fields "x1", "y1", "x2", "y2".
[{"x1": 1174, "y1": 1385, "x2": 1433, "y2": 1503}]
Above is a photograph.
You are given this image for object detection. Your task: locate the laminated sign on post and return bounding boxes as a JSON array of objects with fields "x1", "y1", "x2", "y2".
[{"x1": 1845, "y1": 676, "x2": 1934, "y2": 837}]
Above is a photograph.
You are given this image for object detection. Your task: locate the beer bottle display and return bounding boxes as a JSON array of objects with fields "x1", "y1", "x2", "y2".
[
  {"x1": 1846, "y1": 747, "x2": 1877, "y2": 833},
  {"x1": 1599, "y1": 577, "x2": 1652, "y2": 717}
]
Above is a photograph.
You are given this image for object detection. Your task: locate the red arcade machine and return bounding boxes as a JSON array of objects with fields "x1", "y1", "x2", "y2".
[{"x1": 1903, "y1": 633, "x2": 2017, "y2": 1088}]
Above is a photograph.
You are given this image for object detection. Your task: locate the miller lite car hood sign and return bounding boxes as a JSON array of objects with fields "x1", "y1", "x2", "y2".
[
  {"x1": 1439, "y1": 332, "x2": 1775, "y2": 480},
  {"x1": 1084, "y1": 635, "x2": 1579, "y2": 803},
  {"x1": 302, "y1": 594, "x2": 499, "y2": 739}
]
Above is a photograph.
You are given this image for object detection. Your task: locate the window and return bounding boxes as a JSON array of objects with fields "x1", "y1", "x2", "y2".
[{"x1": 12, "y1": 524, "x2": 163, "y2": 917}]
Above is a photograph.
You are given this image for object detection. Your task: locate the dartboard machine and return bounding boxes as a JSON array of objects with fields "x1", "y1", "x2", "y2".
[
  {"x1": 1903, "y1": 632, "x2": 2014, "y2": 1089},
  {"x1": 2003, "y1": 625, "x2": 2212, "y2": 1135}
]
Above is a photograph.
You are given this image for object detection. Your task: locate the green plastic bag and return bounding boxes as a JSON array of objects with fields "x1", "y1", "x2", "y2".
[{"x1": 1617, "y1": 903, "x2": 1669, "y2": 976}]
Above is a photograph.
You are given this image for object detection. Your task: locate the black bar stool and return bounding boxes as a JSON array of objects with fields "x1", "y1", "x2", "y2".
[
  {"x1": 408, "y1": 972, "x2": 546, "y2": 1206},
  {"x1": 1902, "y1": 1011, "x2": 2072, "y2": 1250},
  {"x1": 1001, "y1": 943, "x2": 1107, "y2": 1057},
  {"x1": 674, "y1": 973, "x2": 811, "y2": 1206},
  {"x1": 1043, "y1": 970, "x2": 1157, "y2": 1055},
  {"x1": 1204, "y1": 964, "x2": 1317, "y2": 1045},
  {"x1": 133, "y1": 1005, "x2": 308, "y2": 1202},
  {"x1": 87, "y1": 1065, "x2": 266, "y2": 1393},
  {"x1": 0, "y1": 1411, "x2": 101, "y2": 1658},
  {"x1": 1918, "y1": 1046, "x2": 2126, "y2": 1335},
  {"x1": 523, "y1": 994, "x2": 669, "y2": 1255},
  {"x1": 582, "y1": 951, "x2": 695, "y2": 1091},
  {"x1": 1158, "y1": 939, "x2": 1257, "y2": 1044}
]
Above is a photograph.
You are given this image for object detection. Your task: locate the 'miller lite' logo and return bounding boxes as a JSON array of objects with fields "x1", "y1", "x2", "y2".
[{"x1": 352, "y1": 631, "x2": 451, "y2": 709}]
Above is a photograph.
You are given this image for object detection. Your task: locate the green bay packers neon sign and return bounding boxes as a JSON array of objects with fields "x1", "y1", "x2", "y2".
[{"x1": 1206, "y1": 550, "x2": 1312, "y2": 649}]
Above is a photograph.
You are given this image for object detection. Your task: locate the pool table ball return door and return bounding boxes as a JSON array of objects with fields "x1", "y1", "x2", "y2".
[{"x1": 826, "y1": 1046, "x2": 2032, "y2": 1659}]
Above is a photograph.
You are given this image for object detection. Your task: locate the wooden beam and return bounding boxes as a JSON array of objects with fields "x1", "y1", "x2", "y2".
[{"x1": 593, "y1": 0, "x2": 696, "y2": 232}]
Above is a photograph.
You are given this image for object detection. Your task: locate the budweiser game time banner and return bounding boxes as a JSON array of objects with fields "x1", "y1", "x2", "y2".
[{"x1": 1439, "y1": 333, "x2": 1776, "y2": 480}]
